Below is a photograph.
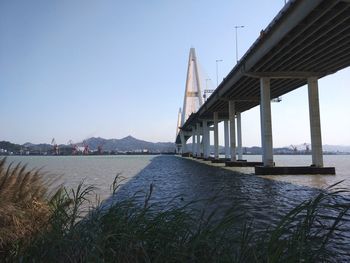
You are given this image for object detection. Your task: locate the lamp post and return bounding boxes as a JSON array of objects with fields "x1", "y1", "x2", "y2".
[
  {"x1": 206, "y1": 78, "x2": 211, "y2": 89},
  {"x1": 215, "y1": 59, "x2": 223, "y2": 87},
  {"x1": 203, "y1": 78, "x2": 211, "y2": 102},
  {"x1": 234, "y1": 25, "x2": 245, "y2": 63}
]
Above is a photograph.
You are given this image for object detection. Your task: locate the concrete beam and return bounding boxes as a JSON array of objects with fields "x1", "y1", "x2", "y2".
[
  {"x1": 229, "y1": 101, "x2": 236, "y2": 161},
  {"x1": 308, "y1": 77, "x2": 323, "y2": 167},
  {"x1": 260, "y1": 78, "x2": 274, "y2": 166},
  {"x1": 202, "y1": 120, "x2": 210, "y2": 158},
  {"x1": 180, "y1": 131, "x2": 187, "y2": 153},
  {"x1": 243, "y1": 71, "x2": 327, "y2": 79},
  {"x1": 195, "y1": 0, "x2": 323, "y2": 119},
  {"x1": 224, "y1": 120, "x2": 230, "y2": 158},
  {"x1": 179, "y1": 130, "x2": 193, "y2": 137},
  {"x1": 213, "y1": 112, "x2": 219, "y2": 159},
  {"x1": 220, "y1": 97, "x2": 260, "y2": 102},
  {"x1": 237, "y1": 112, "x2": 243, "y2": 160},
  {"x1": 196, "y1": 123, "x2": 201, "y2": 157},
  {"x1": 192, "y1": 127, "x2": 195, "y2": 155},
  {"x1": 255, "y1": 166, "x2": 335, "y2": 175}
]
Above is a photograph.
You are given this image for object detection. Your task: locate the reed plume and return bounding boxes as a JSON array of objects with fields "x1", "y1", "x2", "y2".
[{"x1": 0, "y1": 158, "x2": 54, "y2": 257}]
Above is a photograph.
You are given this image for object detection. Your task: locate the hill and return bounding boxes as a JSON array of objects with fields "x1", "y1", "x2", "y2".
[
  {"x1": 1, "y1": 137, "x2": 350, "y2": 155},
  {"x1": 0, "y1": 141, "x2": 22, "y2": 153},
  {"x1": 82, "y1": 136, "x2": 175, "y2": 152}
]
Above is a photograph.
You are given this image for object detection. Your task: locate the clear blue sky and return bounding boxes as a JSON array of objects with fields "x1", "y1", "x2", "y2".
[{"x1": 1, "y1": 0, "x2": 349, "y2": 146}]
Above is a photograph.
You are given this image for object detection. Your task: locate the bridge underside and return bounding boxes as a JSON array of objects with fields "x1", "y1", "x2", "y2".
[
  {"x1": 176, "y1": 0, "x2": 349, "y2": 175},
  {"x1": 178, "y1": 0, "x2": 350, "y2": 135}
]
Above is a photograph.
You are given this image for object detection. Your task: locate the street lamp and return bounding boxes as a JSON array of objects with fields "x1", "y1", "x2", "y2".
[
  {"x1": 203, "y1": 78, "x2": 212, "y2": 101},
  {"x1": 215, "y1": 59, "x2": 223, "y2": 87},
  {"x1": 234, "y1": 25, "x2": 245, "y2": 63},
  {"x1": 205, "y1": 78, "x2": 211, "y2": 90}
]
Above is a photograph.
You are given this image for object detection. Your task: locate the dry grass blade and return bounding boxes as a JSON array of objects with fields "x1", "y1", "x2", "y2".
[{"x1": 0, "y1": 158, "x2": 58, "y2": 259}]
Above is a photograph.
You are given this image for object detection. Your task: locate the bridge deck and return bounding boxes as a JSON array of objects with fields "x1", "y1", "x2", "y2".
[{"x1": 178, "y1": 0, "x2": 350, "y2": 140}]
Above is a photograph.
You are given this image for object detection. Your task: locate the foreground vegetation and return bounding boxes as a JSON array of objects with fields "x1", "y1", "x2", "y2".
[{"x1": 0, "y1": 158, "x2": 349, "y2": 262}]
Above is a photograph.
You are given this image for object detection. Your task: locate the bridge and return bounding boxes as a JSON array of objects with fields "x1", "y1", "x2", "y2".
[{"x1": 175, "y1": 0, "x2": 350, "y2": 175}]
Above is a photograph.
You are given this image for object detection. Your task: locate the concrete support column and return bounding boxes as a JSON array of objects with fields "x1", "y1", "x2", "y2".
[
  {"x1": 180, "y1": 131, "x2": 187, "y2": 154},
  {"x1": 260, "y1": 78, "x2": 274, "y2": 166},
  {"x1": 308, "y1": 77, "x2": 323, "y2": 167},
  {"x1": 213, "y1": 112, "x2": 219, "y2": 159},
  {"x1": 229, "y1": 101, "x2": 236, "y2": 161},
  {"x1": 236, "y1": 112, "x2": 243, "y2": 160},
  {"x1": 202, "y1": 120, "x2": 210, "y2": 158},
  {"x1": 200, "y1": 141, "x2": 204, "y2": 157},
  {"x1": 196, "y1": 123, "x2": 201, "y2": 157},
  {"x1": 224, "y1": 120, "x2": 230, "y2": 158},
  {"x1": 192, "y1": 127, "x2": 195, "y2": 155},
  {"x1": 175, "y1": 145, "x2": 180, "y2": 154}
]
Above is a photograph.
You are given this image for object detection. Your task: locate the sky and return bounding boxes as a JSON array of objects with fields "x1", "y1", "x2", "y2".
[{"x1": 0, "y1": 0, "x2": 349, "y2": 146}]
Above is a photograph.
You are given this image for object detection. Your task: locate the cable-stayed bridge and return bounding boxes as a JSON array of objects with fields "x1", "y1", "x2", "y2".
[{"x1": 175, "y1": 0, "x2": 350, "y2": 175}]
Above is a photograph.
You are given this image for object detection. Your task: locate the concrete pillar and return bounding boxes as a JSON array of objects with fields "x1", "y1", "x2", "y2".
[
  {"x1": 308, "y1": 77, "x2": 323, "y2": 167},
  {"x1": 202, "y1": 120, "x2": 210, "y2": 158},
  {"x1": 213, "y1": 112, "x2": 219, "y2": 159},
  {"x1": 237, "y1": 112, "x2": 243, "y2": 160},
  {"x1": 200, "y1": 141, "x2": 204, "y2": 157},
  {"x1": 224, "y1": 120, "x2": 230, "y2": 158},
  {"x1": 229, "y1": 101, "x2": 236, "y2": 161},
  {"x1": 192, "y1": 127, "x2": 195, "y2": 155},
  {"x1": 260, "y1": 78, "x2": 274, "y2": 166},
  {"x1": 180, "y1": 131, "x2": 187, "y2": 153},
  {"x1": 196, "y1": 122, "x2": 201, "y2": 157}
]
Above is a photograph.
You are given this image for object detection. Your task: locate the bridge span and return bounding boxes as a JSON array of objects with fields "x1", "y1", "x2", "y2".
[{"x1": 176, "y1": 0, "x2": 350, "y2": 175}]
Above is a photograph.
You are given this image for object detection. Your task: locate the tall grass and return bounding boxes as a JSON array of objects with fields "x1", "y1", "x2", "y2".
[
  {"x1": 0, "y1": 158, "x2": 56, "y2": 258},
  {"x1": 0, "y1": 158, "x2": 349, "y2": 262}
]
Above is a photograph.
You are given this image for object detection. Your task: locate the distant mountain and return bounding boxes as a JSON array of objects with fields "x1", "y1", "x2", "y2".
[
  {"x1": 0, "y1": 141, "x2": 22, "y2": 152},
  {"x1": 1, "y1": 136, "x2": 176, "y2": 154},
  {"x1": 82, "y1": 136, "x2": 175, "y2": 152},
  {"x1": 1, "y1": 137, "x2": 349, "y2": 155}
]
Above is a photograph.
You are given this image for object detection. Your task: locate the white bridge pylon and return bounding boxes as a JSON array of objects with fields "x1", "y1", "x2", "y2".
[
  {"x1": 182, "y1": 48, "x2": 203, "y2": 126},
  {"x1": 176, "y1": 48, "x2": 214, "y2": 136},
  {"x1": 176, "y1": 48, "x2": 215, "y2": 154}
]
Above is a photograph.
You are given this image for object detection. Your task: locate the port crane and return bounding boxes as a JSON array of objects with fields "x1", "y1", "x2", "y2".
[
  {"x1": 290, "y1": 145, "x2": 298, "y2": 153},
  {"x1": 51, "y1": 138, "x2": 59, "y2": 155},
  {"x1": 83, "y1": 140, "x2": 89, "y2": 155},
  {"x1": 67, "y1": 140, "x2": 78, "y2": 155}
]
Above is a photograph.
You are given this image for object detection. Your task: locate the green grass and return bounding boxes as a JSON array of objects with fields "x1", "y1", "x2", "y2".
[{"x1": 1, "y1": 158, "x2": 349, "y2": 262}]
